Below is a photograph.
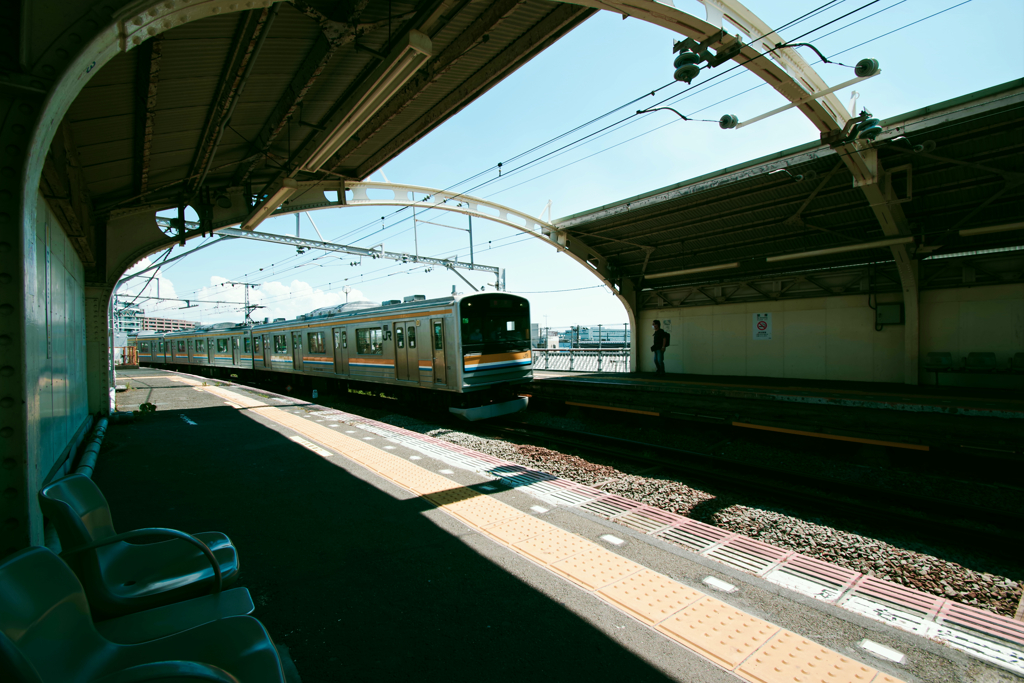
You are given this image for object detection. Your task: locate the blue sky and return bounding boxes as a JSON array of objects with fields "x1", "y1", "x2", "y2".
[{"x1": 120, "y1": 0, "x2": 1024, "y2": 331}]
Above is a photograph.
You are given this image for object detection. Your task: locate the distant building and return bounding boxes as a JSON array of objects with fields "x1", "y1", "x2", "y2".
[{"x1": 140, "y1": 316, "x2": 196, "y2": 333}]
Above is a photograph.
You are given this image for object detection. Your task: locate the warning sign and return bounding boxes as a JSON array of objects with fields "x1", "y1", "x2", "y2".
[{"x1": 753, "y1": 312, "x2": 772, "y2": 340}]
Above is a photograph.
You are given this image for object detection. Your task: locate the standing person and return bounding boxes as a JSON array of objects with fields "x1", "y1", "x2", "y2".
[{"x1": 651, "y1": 320, "x2": 669, "y2": 374}]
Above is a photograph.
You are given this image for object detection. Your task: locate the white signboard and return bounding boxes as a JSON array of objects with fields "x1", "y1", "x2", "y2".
[{"x1": 752, "y1": 312, "x2": 772, "y2": 340}]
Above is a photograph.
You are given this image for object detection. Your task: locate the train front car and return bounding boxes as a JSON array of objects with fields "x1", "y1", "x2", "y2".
[{"x1": 451, "y1": 292, "x2": 532, "y2": 421}]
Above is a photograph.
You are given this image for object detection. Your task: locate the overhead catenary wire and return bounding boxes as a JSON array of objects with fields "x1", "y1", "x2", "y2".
[{"x1": 158, "y1": 0, "x2": 972, "y2": 314}]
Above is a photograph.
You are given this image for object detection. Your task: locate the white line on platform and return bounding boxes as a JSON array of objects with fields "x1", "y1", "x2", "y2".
[
  {"x1": 530, "y1": 506, "x2": 549, "y2": 514},
  {"x1": 703, "y1": 576, "x2": 737, "y2": 593},
  {"x1": 600, "y1": 534, "x2": 624, "y2": 546},
  {"x1": 858, "y1": 639, "x2": 906, "y2": 663},
  {"x1": 179, "y1": 415, "x2": 198, "y2": 426}
]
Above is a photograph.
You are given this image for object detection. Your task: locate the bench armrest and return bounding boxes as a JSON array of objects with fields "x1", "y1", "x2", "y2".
[
  {"x1": 62, "y1": 528, "x2": 221, "y2": 593},
  {"x1": 94, "y1": 661, "x2": 239, "y2": 683}
]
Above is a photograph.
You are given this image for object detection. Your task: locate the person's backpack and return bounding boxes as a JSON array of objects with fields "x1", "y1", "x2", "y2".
[{"x1": 664, "y1": 332, "x2": 671, "y2": 347}]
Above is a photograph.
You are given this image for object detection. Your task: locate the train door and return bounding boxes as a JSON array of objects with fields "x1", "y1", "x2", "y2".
[
  {"x1": 207, "y1": 339, "x2": 215, "y2": 364},
  {"x1": 262, "y1": 334, "x2": 271, "y2": 367},
  {"x1": 232, "y1": 336, "x2": 241, "y2": 365},
  {"x1": 291, "y1": 331, "x2": 303, "y2": 370},
  {"x1": 394, "y1": 321, "x2": 414, "y2": 381},
  {"x1": 430, "y1": 318, "x2": 446, "y2": 385},
  {"x1": 332, "y1": 327, "x2": 349, "y2": 375}
]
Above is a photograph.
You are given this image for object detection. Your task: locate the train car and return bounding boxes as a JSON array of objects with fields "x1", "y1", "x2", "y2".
[{"x1": 138, "y1": 292, "x2": 532, "y2": 420}]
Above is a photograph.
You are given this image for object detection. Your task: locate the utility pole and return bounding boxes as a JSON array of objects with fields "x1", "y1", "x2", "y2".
[{"x1": 220, "y1": 281, "x2": 264, "y2": 325}]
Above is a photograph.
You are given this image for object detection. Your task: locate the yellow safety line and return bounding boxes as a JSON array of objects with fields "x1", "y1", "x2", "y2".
[
  {"x1": 196, "y1": 383, "x2": 905, "y2": 683},
  {"x1": 565, "y1": 401, "x2": 660, "y2": 416},
  {"x1": 732, "y1": 422, "x2": 930, "y2": 451}
]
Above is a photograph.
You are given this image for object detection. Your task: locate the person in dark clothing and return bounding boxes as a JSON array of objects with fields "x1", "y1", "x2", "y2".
[{"x1": 651, "y1": 320, "x2": 668, "y2": 374}]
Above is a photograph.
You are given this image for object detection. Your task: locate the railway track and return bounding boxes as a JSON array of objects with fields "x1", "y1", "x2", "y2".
[{"x1": 474, "y1": 419, "x2": 1022, "y2": 557}]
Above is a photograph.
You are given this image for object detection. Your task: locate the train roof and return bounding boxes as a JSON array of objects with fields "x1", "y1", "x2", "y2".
[{"x1": 152, "y1": 292, "x2": 528, "y2": 336}]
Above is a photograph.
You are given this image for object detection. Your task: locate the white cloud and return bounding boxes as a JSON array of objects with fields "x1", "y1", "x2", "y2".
[
  {"x1": 189, "y1": 276, "x2": 366, "y2": 324},
  {"x1": 115, "y1": 257, "x2": 180, "y2": 305}
]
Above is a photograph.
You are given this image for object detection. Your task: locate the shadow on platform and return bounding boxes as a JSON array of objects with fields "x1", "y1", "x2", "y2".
[{"x1": 94, "y1": 403, "x2": 679, "y2": 683}]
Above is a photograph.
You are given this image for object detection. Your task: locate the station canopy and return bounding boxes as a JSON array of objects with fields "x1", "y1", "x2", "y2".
[{"x1": 553, "y1": 80, "x2": 1024, "y2": 309}]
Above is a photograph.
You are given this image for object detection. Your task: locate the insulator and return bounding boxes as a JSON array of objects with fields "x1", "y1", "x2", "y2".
[
  {"x1": 673, "y1": 51, "x2": 701, "y2": 68},
  {"x1": 855, "y1": 58, "x2": 879, "y2": 78},
  {"x1": 674, "y1": 63, "x2": 701, "y2": 84},
  {"x1": 719, "y1": 114, "x2": 739, "y2": 129}
]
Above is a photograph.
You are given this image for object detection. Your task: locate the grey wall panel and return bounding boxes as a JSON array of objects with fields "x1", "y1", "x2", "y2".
[{"x1": 31, "y1": 195, "x2": 89, "y2": 488}]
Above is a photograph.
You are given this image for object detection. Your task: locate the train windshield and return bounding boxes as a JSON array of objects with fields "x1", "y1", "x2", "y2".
[{"x1": 461, "y1": 294, "x2": 530, "y2": 351}]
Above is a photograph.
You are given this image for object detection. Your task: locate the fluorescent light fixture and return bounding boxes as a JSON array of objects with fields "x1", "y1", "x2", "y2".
[
  {"x1": 240, "y1": 178, "x2": 299, "y2": 231},
  {"x1": 959, "y1": 221, "x2": 1024, "y2": 237},
  {"x1": 303, "y1": 31, "x2": 432, "y2": 172},
  {"x1": 766, "y1": 236, "x2": 913, "y2": 263},
  {"x1": 645, "y1": 262, "x2": 740, "y2": 279}
]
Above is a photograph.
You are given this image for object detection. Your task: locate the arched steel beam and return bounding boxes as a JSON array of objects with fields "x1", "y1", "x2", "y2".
[{"x1": 559, "y1": 0, "x2": 850, "y2": 132}]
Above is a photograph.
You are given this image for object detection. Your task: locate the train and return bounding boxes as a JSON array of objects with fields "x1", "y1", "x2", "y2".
[{"x1": 136, "y1": 291, "x2": 533, "y2": 420}]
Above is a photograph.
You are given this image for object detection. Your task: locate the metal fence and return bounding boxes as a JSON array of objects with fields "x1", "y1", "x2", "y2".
[{"x1": 531, "y1": 349, "x2": 630, "y2": 373}]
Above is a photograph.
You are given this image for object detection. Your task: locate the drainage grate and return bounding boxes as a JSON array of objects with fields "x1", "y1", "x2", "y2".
[{"x1": 656, "y1": 519, "x2": 734, "y2": 553}]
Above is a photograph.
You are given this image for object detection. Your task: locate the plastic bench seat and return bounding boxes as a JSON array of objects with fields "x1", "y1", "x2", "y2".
[
  {"x1": 1011, "y1": 352, "x2": 1024, "y2": 374},
  {"x1": 963, "y1": 352, "x2": 998, "y2": 373},
  {"x1": 923, "y1": 352, "x2": 954, "y2": 372},
  {"x1": 923, "y1": 352, "x2": 955, "y2": 385},
  {"x1": 39, "y1": 473, "x2": 240, "y2": 620},
  {"x1": 0, "y1": 546, "x2": 284, "y2": 683}
]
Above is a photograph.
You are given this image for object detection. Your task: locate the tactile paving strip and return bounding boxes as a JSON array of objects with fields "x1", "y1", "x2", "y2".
[
  {"x1": 551, "y1": 547, "x2": 645, "y2": 591},
  {"x1": 597, "y1": 569, "x2": 704, "y2": 625},
  {"x1": 512, "y1": 529, "x2": 597, "y2": 565},
  {"x1": 737, "y1": 630, "x2": 878, "y2": 683},
  {"x1": 657, "y1": 597, "x2": 780, "y2": 670},
  {"x1": 194, "y1": 382, "x2": 909, "y2": 683},
  {"x1": 483, "y1": 515, "x2": 556, "y2": 545}
]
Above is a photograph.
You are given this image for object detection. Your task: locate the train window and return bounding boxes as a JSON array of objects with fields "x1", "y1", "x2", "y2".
[
  {"x1": 291, "y1": 332, "x2": 302, "y2": 350},
  {"x1": 178, "y1": 340, "x2": 186, "y2": 352},
  {"x1": 244, "y1": 337, "x2": 251, "y2": 353},
  {"x1": 187, "y1": 340, "x2": 193, "y2": 350},
  {"x1": 217, "y1": 339, "x2": 228, "y2": 352},
  {"x1": 139, "y1": 342, "x2": 149, "y2": 352},
  {"x1": 461, "y1": 296, "x2": 529, "y2": 345},
  {"x1": 408, "y1": 327, "x2": 416, "y2": 349},
  {"x1": 342, "y1": 331, "x2": 347, "y2": 348},
  {"x1": 196, "y1": 339, "x2": 205, "y2": 352},
  {"x1": 433, "y1": 323, "x2": 443, "y2": 350},
  {"x1": 308, "y1": 332, "x2": 325, "y2": 353},
  {"x1": 274, "y1": 335, "x2": 287, "y2": 353},
  {"x1": 253, "y1": 336, "x2": 260, "y2": 353},
  {"x1": 395, "y1": 327, "x2": 404, "y2": 349},
  {"x1": 232, "y1": 337, "x2": 239, "y2": 349},
  {"x1": 158, "y1": 341, "x2": 165, "y2": 352},
  {"x1": 356, "y1": 328, "x2": 383, "y2": 355}
]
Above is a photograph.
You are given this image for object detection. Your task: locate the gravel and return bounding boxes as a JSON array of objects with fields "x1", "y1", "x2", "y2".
[{"x1": 369, "y1": 409, "x2": 1023, "y2": 620}]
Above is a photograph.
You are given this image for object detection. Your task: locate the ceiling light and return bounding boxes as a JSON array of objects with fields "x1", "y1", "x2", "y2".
[
  {"x1": 303, "y1": 31, "x2": 432, "y2": 172},
  {"x1": 240, "y1": 178, "x2": 299, "y2": 231},
  {"x1": 959, "y1": 222, "x2": 1024, "y2": 237},
  {"x1": 645, "y1": 262, "x2": 740, "y2": 279},
  {"x1": 766, "y1": 236, "x2": 913, "y2": 262}
]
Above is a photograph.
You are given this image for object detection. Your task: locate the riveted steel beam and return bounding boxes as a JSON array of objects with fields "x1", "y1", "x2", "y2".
[
  {"x1": 187, "y1": 8, "x2": 275, "y2": 196},
  {"x1": 132, "y1": 36, "x2": 161, "y2": 198}
]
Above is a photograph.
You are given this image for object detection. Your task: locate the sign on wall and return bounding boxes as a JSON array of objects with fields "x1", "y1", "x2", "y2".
[{"x1": 752, "y1": 312, "x2": 772, "y2": 340}]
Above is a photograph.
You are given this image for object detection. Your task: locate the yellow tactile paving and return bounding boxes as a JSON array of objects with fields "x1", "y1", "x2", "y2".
[
  {"x1": 193, "y1": 383, "x2": 908, "y2": 683},
  {"x1": 737, "y1": 630, "x2": 878, "y2": 683},
  {"x1": 550, "y1": 546, "x2": 646, "y2": 590},
  {"x1": 657, "y1": 597, "x2": 780, "y2": 670},
  {"x1": 512, "y1": 529, "x2": 598, "y2": 565},
  {"x1": 483, "y1": 515, "x2": 556, "y2": 545},
  {"x1": 597, "y1": 569, "x2": 705, "y2": 624},
  {"x1": 441, "y1": 497, "x2": 525, "y2": 528}
]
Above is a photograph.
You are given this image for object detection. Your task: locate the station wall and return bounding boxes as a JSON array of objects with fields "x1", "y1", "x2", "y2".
[
  {"x1": 28, "y1": 194, "x2": 90, "y2": 488},
  {"x1": 639, "y1": 285, "x2": 1024, "y2": 387}
]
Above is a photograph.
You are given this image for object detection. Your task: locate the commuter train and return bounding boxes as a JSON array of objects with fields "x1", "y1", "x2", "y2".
[{"x1": 136, "y1": 292, "x2": 532, "y2": 420}]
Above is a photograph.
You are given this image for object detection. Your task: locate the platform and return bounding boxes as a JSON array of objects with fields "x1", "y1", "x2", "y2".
[
  {"x1": 95, "y1": 368, "x2": 1024, "y2": 682},
  {"x1": 527, "y1": 371, "x2": 1024, "y2": 454}
]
